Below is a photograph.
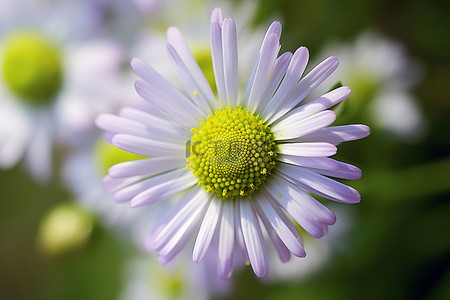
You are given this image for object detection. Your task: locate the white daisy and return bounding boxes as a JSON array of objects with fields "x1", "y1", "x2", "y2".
[
  {"x1": 97, "y1": 8, "x2": 370, "y2": 278},
  {"x1": 0, "y1": 0, "x2": 125, "y2": 181}
]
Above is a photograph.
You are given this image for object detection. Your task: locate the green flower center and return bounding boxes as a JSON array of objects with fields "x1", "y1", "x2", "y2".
[
  {"x1": 1, "y1": 31, "x2": 63, "y2": 105},
  {"x1": 188, "y1": 107, "x2": 277, "y2": 200}
]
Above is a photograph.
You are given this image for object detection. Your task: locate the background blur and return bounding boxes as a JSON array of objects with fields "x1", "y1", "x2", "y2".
[{"x1": 1, "y1": 0, "x2": 449, "y2": 299}]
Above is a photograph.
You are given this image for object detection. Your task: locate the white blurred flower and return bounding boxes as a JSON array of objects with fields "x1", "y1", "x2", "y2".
[
  {"x1": 120, "y1": 252, "x2": 230, "y2": 300},
  {"x1": 316, "y1": 30, "x2": 425, "y2": 140},
  {"x1": 0, "y1": 0, "x2": 126, "y2": 182}
]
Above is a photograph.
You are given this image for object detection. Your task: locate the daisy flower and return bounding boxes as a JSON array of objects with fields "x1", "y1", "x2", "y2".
[
  {"x1": 96, "y1": 8, "x2": 370, "y2": 278},
  {"x1": 0, "y1": 0, "x2": 125, "y2": 181}
]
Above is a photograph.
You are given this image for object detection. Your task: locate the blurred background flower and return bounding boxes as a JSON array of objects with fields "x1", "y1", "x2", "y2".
[{"x1": 0, "y1": 0, "x2": 449, "y2": 299}]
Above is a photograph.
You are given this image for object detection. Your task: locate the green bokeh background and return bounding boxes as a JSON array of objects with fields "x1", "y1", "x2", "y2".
[{"x1": 1, "y1": 0, "x2": 449, "y2": 299}]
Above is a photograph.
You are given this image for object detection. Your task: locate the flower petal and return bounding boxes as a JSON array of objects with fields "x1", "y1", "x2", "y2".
[
  {"x1": 294, "y1": 124, "x2": 371, "y2": 145},
  {"x1": 210, "y1": 21, "x2": 226, "y2": 104},
  {"x1": 278, "y1": 142, "x2": 337, "y2": 157},
  {"x1": 257, "y1": 192, "x2": 306, "y2": 257},
  {"x1": 278, "y1": 162, "x2": 361, "y2": 203},
  {"x1": 273, "y1": 86, "x2": 351, "y2": 126},
  {"x1": 262, "y1": 46, "x2": 309, "y2": 120},
  {"x1": 278, "y1": 155, "x2": 362, "y2": 180},
  {"x1": 273, "y1": 110, "x2": 336, "y2": 140},
  {"x1": 149, "y1": 186, "x2": 209, "y2": 252},
  {"x1": 268, "y1": 56, "x2": 339, "y2": 124},
  {"x1": 193, "y1": 198, "x2": 223, "y2": 262},
  {"x1": 167, "y1": 27, "x2": 218, "y2": 110},
  {"x1": 255, "y1": 51, "x2": 292, "y2": 113},
  {"x1": 218, "y1": 200, "x2": 235, "y2": 279},
  {"x1": 111, "y1": 134, "x2": 184, "y2": 157},
  {"x1": 108, "y1": 156, "x2": 186, "y2": 178},
  {"x1": 252, "y1": 200, "x2": 291, "y2": 263},
  {"x1": 240, "y1": 200, "x2": 268, "y2": 277}
]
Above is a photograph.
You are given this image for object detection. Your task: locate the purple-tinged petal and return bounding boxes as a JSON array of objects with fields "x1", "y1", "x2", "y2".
[
  {"x1": 263, "y1": 176, "x2": 333, "y2": 238},
  {"x1": 130, "y1": 58, "x2": 205, "y2": 121},
  {"x1": 273, "y1": 86, "x2": 351, "y2": 126},
  {"x1": 240, "y1": 200, "x2": 268, "y2": 277},
  {"x1": 278, "y1": 142, "x2": 337, "y2": 157},
  {"x1": 268, "y1": 56, "x2": 339, "y2": 124},
  {"x1": 210, "y1": 7, "x2": 224, "y2": 24},
  {"x1": 278, "y1": 155, "x2": 362, "y2": 180},
  {"x1": 134, "y1": 80, "x2": 198, "y2": 128},
  {"x1": 108, "y1": 157, "x2": 185, "y2": 178},
  {"x1": 210, "y1": 21, "x2": 226, "y2": 104},
  {"x1": 149, "y1": 186, "x2": 209, "y2": 252},
  {"x1": 218, "y1": 200, "x2": 235, "y2": 279},
  {"x1": 257, "y1": 192, "x2": 306, "y2": 257},
  {"x1": 102, "y1": 174, "x2": 145, "y2": 192},
  {"x1": 273, "y1": 110, "x2": 336, "y2": 140},
  {"x1": 129, "y1": 171, "x2": 196, "y2": 208},
  {"x1": 113, "y1": 168, "x2": 187, "y2": 203},
  {"x1": 193, "y1": 198, "x2": 223, "y2": 262},
  {"x1": 294, "y1": 124, "x2": 371, "y2": 145},
  {"x1": 167, "y1": 27, "x2": 218, "y2": 110},
  {"x1": 255, "y1": 51, "x2": 293, "y2": 112},
  {"x1": 246, "y1": 33, "x2": 280, "y2": 113},
  {"x1": 262, "y1": 46, "x2": 309, "y2": 120},
  {"x1": 111, "y1": 134, "x2": 184, "y2": 157},
  {"x1": 222, "y1": 18, "x2": 238, "y2": 106},
  {"x1": 279, "y1": 163, "x2": 361, "y2": 203},
  {"x1": 252, "y1": 200, "x2": 291, "y2": 263}
]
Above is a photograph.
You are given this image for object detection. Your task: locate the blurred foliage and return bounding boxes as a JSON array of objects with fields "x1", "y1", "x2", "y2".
[{"x1": 1, "y1": 0, "x2": 450, "y2": 299}]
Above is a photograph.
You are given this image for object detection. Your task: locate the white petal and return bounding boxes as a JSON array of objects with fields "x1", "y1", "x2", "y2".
[
  {"x1": 234, "y1": 199, "x2": 249, "y2": 264},
  {"x1": 218, "y1": 200, "x2": 235, "y2": 279},
  {"x1": 273, "y1": 86, "x2": 350, "y2": 126},
  {"x1": 151, "y1": 187, "x2": 210, "y2": 254},
  {"x1": 264, "y1": 175, "x2": 335, "y2": 238},
  {"x1": 273, "y1": 110, "x2": 336, "y2": 140},
  {"x1": 295, "y1": 124, "x2": 371, "y2": 145},
  {"x1": 268, "y1": 56, "x2": 339, "y2": 124},
  {"x1": 257, "y1": 194, "x2": 306, "y2": 257},
  {"x1": 118, "y1": 107, "x2": 190, "y2": 141},
  {"x1": 252, "y1": 200, "x2": 291, "y2": 263},
  {"x1": 210, "y1": 21, "x2": 226, "y2": 104},
  {"x1": 278, "y1": 142, "x2": 337, "y2": 157},
  {"x1": 210, "y1": 7, "x2": 224, "y2": 24},
  {"x1": 242, "y1": 21, "x2": 282, "y2": 107},
  {"x1": 193, "y1": 198, "x2": 223, "y2": 262},
  {"x1": 240, "y1": 200, "x2": 268, "y2": 277},
  {"x1": 167, "y1": 27, "x2": 218, "y2": 110},
  {"x1": 129, "y1": 171, "x2": 196, "y2": 207},
  {"x1": 108, "y1": 156, "x2": 186, "y2": 178},
  {"x1": 255, "y1": 51, "x2": 292, "y2": 113},
  {"x1": 246, "y1": 33, "x2": 280, "y2": 113},
  {"x1": 131, "y1": 58, "x2": 205, "y2": 121},
  {"x1": 262, "y1": 47, "x2": 309, "y2": 120},
  {"x1": 166, "y1": 44, "x2": 214, "y2": 114},
  {"x1": 222, "y1": 18, "x2": 238, "y2": 107},
  {"x1": 96, "y1": 113, "x2": 150, "y2": 138},
  {"x1": 278, "y1": 162, "x2": 361, "y2": 203},
  {"x1": 278, "y1": 155, "x2": 362, "y2": 180},
  {"x1": 111, "y1": 134, "x2": 184, "y2": 157},
  {"x1": 134, "y1": 80, "x2": 198, "y2": 128},
  {"x1": 113, "y1": 168, "x2": 187, "y2": 203}
]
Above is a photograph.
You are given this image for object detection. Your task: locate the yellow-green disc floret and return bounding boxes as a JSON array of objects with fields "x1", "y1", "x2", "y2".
[
  {"x1": 188, "y1": 106, "x2": 277, "y2": 200},
  {"x1": 1, "y1": 31, "x2": 63, "y2": 105}
]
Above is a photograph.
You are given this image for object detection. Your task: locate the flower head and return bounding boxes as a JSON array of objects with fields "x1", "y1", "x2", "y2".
[
  {"x1": 97, "y1": 8, "x2": 370, "y2": 278},
  {"x1": 0, "y1": 0, "x2": 126, "y2": 181}
]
